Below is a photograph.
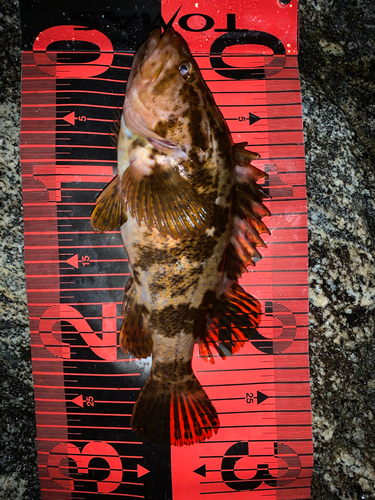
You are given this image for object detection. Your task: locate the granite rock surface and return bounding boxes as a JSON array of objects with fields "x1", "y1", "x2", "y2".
[
  {"x1": 300, "y1": 1, "x2": 375, "y2": 498},
  {"x1": 0, "y1": 0, "x2": 374, "y2": 499}
]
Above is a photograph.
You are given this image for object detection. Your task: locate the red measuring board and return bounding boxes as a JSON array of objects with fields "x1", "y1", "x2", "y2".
[{"x1": 20, "y1": 0, "x2": 312, "y2": 498}]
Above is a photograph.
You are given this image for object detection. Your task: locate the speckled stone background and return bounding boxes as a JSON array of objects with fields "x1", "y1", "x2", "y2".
[{"x1": 1, "y1": 0, "x2": 374, "y2": 499}]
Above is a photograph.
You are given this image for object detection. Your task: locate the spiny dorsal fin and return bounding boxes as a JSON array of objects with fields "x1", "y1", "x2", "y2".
[
  {"x1": 122, "y1": 162, "x2": 209, "y2": 240},
  {"x1": 233, "y1": 142, "x2": 266, "y2": 180},
  {"x1": 91, "y1": 175, "x2": 127, "y2": 231},
  {"x1": 226, "y1": 142, "x2": 271, "y2": 280}
]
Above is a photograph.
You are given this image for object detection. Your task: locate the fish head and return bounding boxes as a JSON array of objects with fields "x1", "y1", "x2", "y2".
[{"x1": 124, "y1": 28, "x2": 219, "y2": 159}]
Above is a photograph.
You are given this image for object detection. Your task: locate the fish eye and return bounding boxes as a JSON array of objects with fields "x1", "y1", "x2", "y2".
[{"x1": 179, "y1": 62, "x2": 192, "y2": 80}]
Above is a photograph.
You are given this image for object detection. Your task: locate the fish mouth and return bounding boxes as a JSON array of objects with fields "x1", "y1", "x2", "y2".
[
  {"x1": 127, "y1": 28, "x2": 178, "y2": 87},
  {"x1": 139, "y1": 28, "x2": 176, "y2": 82},
  {"x1": 126, "y1": 29, "x2": 162, "y2": 89}
]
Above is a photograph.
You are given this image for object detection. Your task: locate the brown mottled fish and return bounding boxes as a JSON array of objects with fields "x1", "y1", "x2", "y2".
[{"x1": 91, "y1": 28, "x2": 270, "y2": 446}]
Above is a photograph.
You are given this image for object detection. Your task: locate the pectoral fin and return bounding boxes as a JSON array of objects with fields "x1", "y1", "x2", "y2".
[
  {"x1": 122, "y1": 162, "x2": 209, "y2": 240},
  {"x1": 91, "y1": 175, "x2": 127, "y2": 231}
]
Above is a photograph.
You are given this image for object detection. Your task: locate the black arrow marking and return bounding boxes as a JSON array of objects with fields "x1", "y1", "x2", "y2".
[
  {"x1": 194, "y1": 464, "x2": 206, "y2": 477},
  {"x1": 257, "y1": 390, "x2": 269, "y2": 404},
  {"x1": 249, "y1": 112, "x2": 261, "y2": 125}
]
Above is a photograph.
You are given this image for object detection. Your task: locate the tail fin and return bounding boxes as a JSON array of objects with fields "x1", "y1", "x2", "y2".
[
  {"x1": 131, "y1": 372, "x2": 219, "y2": 446},
  {"x1": 199, "y1": 280, "x2": 261, "y2": 361}
]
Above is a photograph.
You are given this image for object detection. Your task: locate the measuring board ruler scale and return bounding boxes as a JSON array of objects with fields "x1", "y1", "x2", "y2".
[{"x1": 20, "y1": 0, "x2": 313, "y2": 498}]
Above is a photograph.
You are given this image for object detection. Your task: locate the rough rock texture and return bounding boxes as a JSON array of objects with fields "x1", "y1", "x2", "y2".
[
  {"x1": 299, "y1": 1, "x2": 375, "y2": 498},
  {"x1": 0, "y1": 0, "x2": 374, "y2": 499}
]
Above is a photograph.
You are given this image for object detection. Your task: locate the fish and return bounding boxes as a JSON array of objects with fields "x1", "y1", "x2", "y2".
[{"x1": 91, "y1": 27, "x2": 270, "y2": 446}]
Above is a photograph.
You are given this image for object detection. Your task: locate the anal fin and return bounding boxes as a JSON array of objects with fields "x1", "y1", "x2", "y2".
[
  {"x1": 120, "y1": 277, "x2": 152, "y2": 358},
  {"x1": 91, "y1": 175, "x2": 127, "y2": 231}
]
